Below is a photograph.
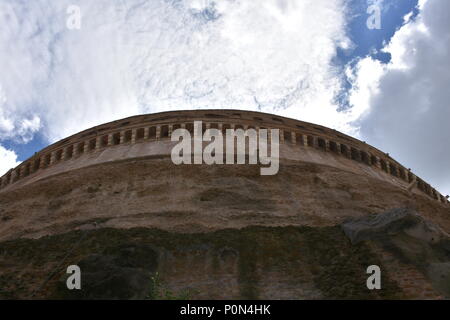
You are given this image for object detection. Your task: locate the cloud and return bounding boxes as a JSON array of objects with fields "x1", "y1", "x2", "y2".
[
  {"x1": 0, "y1": 145, "x2": 20, "y2": 175},
  {"x1": 350, "y1": 0, "x2": 450, "y2": 195},
  {"x1": 0, "y1": 0, "x2": 358, "y2": 146},
  {"x1": 2, "y1": 0, "x2": 446, "y2": 199}
]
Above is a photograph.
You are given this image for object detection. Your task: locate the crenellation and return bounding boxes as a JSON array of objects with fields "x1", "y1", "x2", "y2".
[
  {"x1": 18, "y1": 165, "x2": 24, "y2": 179},
  {"x1": 380, "y1": 159, "x2": 387, "y2": 172},
  {"x1": 306, "y1": 135, "x2": 315, "y2": 148},
  {"x1": 124, "y1": 130, "x2": 132, "y2": 144},
  {"x1": 16, "y1": 166, "x2": 22, "y2": 179},
  {"x1": 317, "y1": 138, "x2": 326, "y2": 151},
  {"x1": 156, "y1": 125, "x2": 161, "y2": 139},
  {"x1": 350, "y1": 147, "x2": 361, "y2": 162},
  {"x1": 330, "y1": 141, "x2": 339, "y2": 154},
  {"x1": 76, "y1": 142, "x2": 84, "y2": 156},
  {"x1": 137, "y1": 128, "x2": 145, "y2": 142},
  {"x1": 289, "y1": 131, "x2": 295, "y2": 144},
  {"x1": 432, "y1": 189, "x2": 438, "y2": 200},
  {"x1": 100, "y1": 135, "x2": 108, "y2": 148},
  {"x1": 43, "y1": 154, "x2": 51, "y2": 168},
  {"x1": 49, "y1": 151, "x2": 56, "y2": 165},
  {"x1": 84, "y1": 140, "x2": 90, "y2": 153},
  {"x1": 63, "y1": 145, "x2": 73, "y2": 160},
  {"x1": 426, "y1": 184, "x2": 432, "y2": 196},
  {"x1": 340, "y1": 144, "x2": 349, "y2": 158},
  {"x1": 88, "y1": 138, "x2": 96, "y2": 151},
  {"x1": 399, "y1": 168, "x2": 407, "y2": 181},
  {"x1": 302, "y1": 135, "x2": 308, "y2": 147},
  {"x1": 168, "y1": 124, "x2": 174, "y2": 137},
  {"x1": 291, "y1": 132, "x2": 297, "y2": 145},
  {"x1": 370, "y1": 154, "x2": 378, "y2": 167},
  {"x1": 131, "y1": 128, "x2": 137, "y2": 144},
  {"x1": 281, "y1": 130, "x2": 290, "y2": 143},
  {"x1": 0, "y1": 110, "x2": 446, "y2": 205},
  {"x1": 360, "y1": 151, "x2": 369, "y2": 165},
  {"x1": 95, "y1": 136, "x2": 102, "y2": 150},
  {"x1": 24, "y1": 163, "x2": 31, "y2": 177},
  {"x1": 294, "y1": 133, "x2": 301, "y2": 146},
  {"x1": 56, "y1": 149, "x2": 63, "y2": 162},
  {"x1": 408, "y1": 171, "x2": 414, "y2": 183},
  {"x1": 389, "y1": 164, "x2": 398, "y2": 177},
  {"x1": 324, "y1": 140, "x2": 330, "y2": 152},
  {"x1": 386, "y1": 162, "x2": 392, "y2": 176},
  {"x1": 110, "y1": 133, "x2": 119, "y2": 146},
  {"x1": 107, "y1": 133, "x2": 114, "y2": 146},
  {"x1": 147, "y1": 126, "x2": 156, "y2": 139},
  {"x1": 32, "y1": 157, "x2": 40, "y2": 173},
  {"x1": 144, "y1": 127, "x2": 150, "y2": 140},
  {"x1": 11, "y1": 169, "x2": 19, "y2": 183},
  {"x1": 279, "y1": 129, "x2": 285, "y2": 142}
]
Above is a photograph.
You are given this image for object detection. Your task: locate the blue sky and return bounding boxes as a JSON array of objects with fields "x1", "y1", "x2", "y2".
[
  {"x1": 3, "y1": 0, "x2": 419, "y2": 162},
  {"x1": 1, "y1": 0, "x2": 449, "y2": 196},
  {"x1": 335, "y1": 0, "x2": 419, "y2": 109},
  {"x1": 342, "y1": 0, "x2": 419, "y2": 64}
]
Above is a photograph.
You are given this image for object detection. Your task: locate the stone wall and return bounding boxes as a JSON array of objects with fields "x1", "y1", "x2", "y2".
[{"x1": 0, "y1": 109, "x2": 447, "y2": 205}]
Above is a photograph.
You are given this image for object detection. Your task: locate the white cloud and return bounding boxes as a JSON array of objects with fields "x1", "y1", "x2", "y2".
[
  {"x1": 350, "y1": 0, "x2": 450, "y2": 196},
  {"x1": 2, "y1": 0, "x2": 447, "y2": 200},
  {"x1": 0, "y1": 0, "x2": 357, "y2": 145},
  {"x1": 0, "y1": 85, "x2": 40, "y2": 143},
  {"x1": 0, "y1": 145, "x2": 20, "y2": 175}
]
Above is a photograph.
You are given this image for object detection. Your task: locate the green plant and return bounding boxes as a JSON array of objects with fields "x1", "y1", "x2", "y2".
[{"x1": 147, "y1": 272, "x2": 194, "y2": 300}]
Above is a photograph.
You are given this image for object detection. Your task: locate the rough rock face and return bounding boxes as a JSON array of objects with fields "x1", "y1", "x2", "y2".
[
  {"x1": 1, "y1": 109, "x2": 449, "y2": 300},
  {"x1": 0, "y1": 158, "x2": 449, "y2": 299},
  {"x1": 54, "y1": 244, "x2": 159, "y2": 299},
  {"x1": 0, "y1": 226, "x2": 401, "y2": 299},
  {"x1": 0, "y1": 218, "x2": 448, "y2": 300},
  {"x1": 0, "y1": 158, "x2": 449, "y2": 242},
  {"x1": 342, "y1": 208, "x2": 449, "y2": 244},
  {"x1": 342, "y1": 208, "x2": 450, "y2": 297}
]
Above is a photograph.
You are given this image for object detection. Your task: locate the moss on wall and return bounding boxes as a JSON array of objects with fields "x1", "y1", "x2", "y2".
[{"x1": 0, "y1": 226, "x2": 403, "y2": 299}]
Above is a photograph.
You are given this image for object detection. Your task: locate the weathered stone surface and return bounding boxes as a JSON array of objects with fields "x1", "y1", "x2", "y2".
[
  {"x1": 54, "y1": 244, "x2": 158, "y2": 299},
  {"x1": 0, "y1": 159, "x2": 449, "y2": 243},
  {"x1": 0, "y1": 226, "x2": 404, "y2": 300},
  {"x1": 0, "y1": 110, "x2": 449, "y2": 299},
  {"x1": 341, "y1": 207, "x2": 448, "y2": 244},
  {"x1": 342, "y1": 208, "x2": 450, "y2": 298}
]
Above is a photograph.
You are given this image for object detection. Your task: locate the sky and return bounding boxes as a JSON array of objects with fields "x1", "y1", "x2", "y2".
[{"x1": 0, "y1": 0, "x2": 449, "y2": 195}]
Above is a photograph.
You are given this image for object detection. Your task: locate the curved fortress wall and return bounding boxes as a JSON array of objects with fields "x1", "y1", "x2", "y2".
[{"x1": 0, "y1": 109, "x2": 447, "y2": 205}]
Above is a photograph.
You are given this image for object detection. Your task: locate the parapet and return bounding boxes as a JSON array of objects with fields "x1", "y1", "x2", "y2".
[{"x1": 0, "y1": 109, "x2": 447, "y2": 205}]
